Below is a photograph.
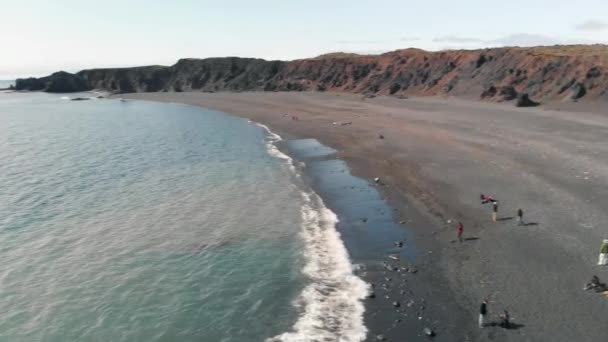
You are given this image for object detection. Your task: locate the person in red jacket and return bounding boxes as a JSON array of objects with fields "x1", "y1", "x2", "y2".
[
  {"x1": 480, "y1": 193, "x2": 497, "y2": 204},
  {"x1": 457, "y1": 221, "x2": 464, "y2": 243}
]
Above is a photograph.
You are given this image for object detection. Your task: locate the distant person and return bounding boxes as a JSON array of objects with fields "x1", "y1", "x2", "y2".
[
  {"x1": 499, "y1": 310, "x2": 510, "y2": 329},
  {"x1": 598, "y1": 239, "x2": 608, "y2": 266},
  {"x1": 480, "y1": 194, "x2": 496, "y2": 204},
  {"x1": 492, "y1": 202, "x2": 498, "y2": 222},
  {"x1": 517, "y1": 208, "x2": 524, "y2": 226},
  {"x1": 479, "y1": 299, "x2": 488, "y2": 328},
  {"x1": 457, "y1": 222, "x2": 464, "y2": 243},
  {"x1": 584, "y1": 275, "x2": 606, "y2": 292}
]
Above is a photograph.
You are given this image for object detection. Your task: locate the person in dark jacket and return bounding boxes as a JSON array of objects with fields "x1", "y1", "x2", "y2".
[
  {"x1": 517, "y1": 208, "x2": 524, "y2": 226},
  {"x1": 499, "y1": 310, "x2": 510, "y2": 329},
  {"x1": 479, "y1": 300, "x2": 488, "y2": 328}
]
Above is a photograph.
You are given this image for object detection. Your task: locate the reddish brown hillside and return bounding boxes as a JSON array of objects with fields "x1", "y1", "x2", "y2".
[{"x1": 16, "y1": 45, "x2": 608, "y2": 105}]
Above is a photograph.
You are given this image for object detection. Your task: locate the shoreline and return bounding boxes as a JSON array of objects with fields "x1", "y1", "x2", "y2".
[
  {"x1": 277, "y1": 135, "x2": 469, "y2": 340},
  {"x1": 121, "y1": 94, "x2": 475, "y2": 340},
  {"x1": 119, "y1": 91, "x2": 608, "y2": 342}
]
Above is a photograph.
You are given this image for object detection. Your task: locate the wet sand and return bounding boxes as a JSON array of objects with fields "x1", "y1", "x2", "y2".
[{"x1": 122, "y1": 92, "x2": 608, "y2": 341}]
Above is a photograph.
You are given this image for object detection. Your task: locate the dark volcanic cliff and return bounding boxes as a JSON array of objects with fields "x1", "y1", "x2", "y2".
[{"x1": 15, "y1": 45, "x2": 608, "y2": 103}]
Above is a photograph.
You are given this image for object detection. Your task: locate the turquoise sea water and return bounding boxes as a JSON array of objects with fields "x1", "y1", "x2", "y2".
[{"x1": 0, "y1": 93, "x2": 367, "y2": 342}]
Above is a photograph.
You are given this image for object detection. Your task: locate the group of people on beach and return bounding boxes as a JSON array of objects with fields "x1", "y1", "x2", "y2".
[
  {"x1": 460, "y1": 193, "x2": 608, "y2": 329},
  {"x1": 479, "y1": 300, "x2": 510, "y2": 329}
]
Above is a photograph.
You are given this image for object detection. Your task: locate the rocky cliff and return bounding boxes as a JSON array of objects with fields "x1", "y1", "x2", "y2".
[{"x1": 15, "y1": 45, "x2": 608, "y2": 104}]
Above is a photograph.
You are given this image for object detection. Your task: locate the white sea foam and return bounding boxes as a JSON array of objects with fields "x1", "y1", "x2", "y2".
[{"x1": 256, "y1": 122, "x2": 369, "y2": 342}]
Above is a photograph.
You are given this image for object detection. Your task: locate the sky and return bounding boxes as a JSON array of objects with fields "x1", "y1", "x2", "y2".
[{"x1": 1, "y1": 0, "x2": 608, "y2": 79}]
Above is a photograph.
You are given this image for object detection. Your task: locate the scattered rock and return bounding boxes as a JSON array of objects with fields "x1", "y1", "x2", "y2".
[
  {"x1": 367, "y1": 292, "x2": 376, "y2": 299},
  {"x1": 586, "y1": 67, "x2": 601, "y2": 79},
  {"x1": 570, "y1": 82, "x2": 586, "y2": 100},
  {"x1": 378, "y1": 134, "x2": 384, "y2": 139},
  {"x1": 480, "y1": 85, "x2": 497, "y2": 98},
  {"x1": 70, "y1": 97, "x2": 90, "y2": 101},
  {"x1": 424, "y1": 327, "x2": 436, "y2": 337},
  {"x1": 393, "y1": 301, "x2": 401, "y2": 308},
  {"x1": 374, "y1": 177, "x2": 381, "y2": 184},
  {"x1": 361, "y1": 218, "x2": 368, "y2": 223},
  {"x1": 476, "y1": 55, "x2": 488, "y2": 68},
  {"x1": 376, "y1": 334, "x2": 386, "y2": 341},
  {"x1": 499, "y1": 86, "x2": 518, "y2": 101},
  {"x1": 399, "y1": 220, "x2": 406, "y2": 224},
  {"x1": 515, "y1": 93, "x2": 539, "y2": 107},
  {"x1": 388, "y1": 254, "x2": 400, "y2": 261}
]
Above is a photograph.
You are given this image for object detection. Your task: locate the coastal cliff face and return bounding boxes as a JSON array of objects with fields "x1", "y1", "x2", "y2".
[{"x1": 15, "y1": 45, "x2": 608, "y2": 103}]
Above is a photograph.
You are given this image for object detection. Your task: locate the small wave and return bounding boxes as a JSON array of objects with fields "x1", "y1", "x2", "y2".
[{"x1": 256, "y1": 122, "x2": 369, "y2": 342}]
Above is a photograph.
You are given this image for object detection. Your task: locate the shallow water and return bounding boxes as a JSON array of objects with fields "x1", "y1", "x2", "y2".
[{"x1": 0, "y1": 93, "x2": 367, "y2": 341}]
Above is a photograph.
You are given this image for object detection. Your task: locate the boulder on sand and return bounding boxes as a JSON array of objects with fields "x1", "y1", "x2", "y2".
[
  {"x1": 515, "y1": 93, "x2": 539, "y2": 107},
  {"x1": 499, "y1": 86, "x2": 518, "y2": 101}
]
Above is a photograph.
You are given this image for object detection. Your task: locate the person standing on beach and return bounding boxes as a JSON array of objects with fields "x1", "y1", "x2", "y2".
[
  {"x1": 517, "y1": 208, "x2": 524, "y2": 226},
  {"x1": 457, "y1": 222, "x2": 464, "y2": 243},
  {"x1": 598, "y1": 239, "x2": 608, "y2": 266},
  {"x1": 492, "y1": 202, "x2": 498, "y2": 222},
  {"x1": 479, "y1": 300, "x2": 488, "y2": 328}
]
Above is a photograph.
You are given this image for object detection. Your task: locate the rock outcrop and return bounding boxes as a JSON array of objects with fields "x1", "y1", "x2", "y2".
[{"x1": 15, "y1": 45, "x2": 608, "y2": 104}]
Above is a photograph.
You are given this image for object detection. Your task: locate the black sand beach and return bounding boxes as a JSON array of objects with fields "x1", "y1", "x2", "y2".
[{"x1": 121, "y1": 91, "x2": 608, "y2": 341}]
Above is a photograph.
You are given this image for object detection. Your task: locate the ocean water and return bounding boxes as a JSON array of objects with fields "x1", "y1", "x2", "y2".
[{"x1": 0, "y1": 93, "x2": 367, "y2": 341}]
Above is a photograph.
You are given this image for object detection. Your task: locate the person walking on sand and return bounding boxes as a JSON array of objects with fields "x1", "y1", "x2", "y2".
[
  {"x1": 598, "y1": 239, "x2": 608, "y2": 266},
  {"x1": 457, "y1": 222, "x2": 464, "y2": 243},
  {"x1": 492, "y1": 201, "x2": 498, "y2": 222},
  {"x1": 479, "y1": 300, "x2": 488, "y2": 328},
  {"x1": 517, "y1": 208, "x2": 524, "y2": 226}
]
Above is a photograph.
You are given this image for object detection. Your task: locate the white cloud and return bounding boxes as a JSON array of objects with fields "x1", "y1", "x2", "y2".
[
  {"x1": 487, "y1": 33, "x2": 560, "y2": 47},
  {"x1": 333, "y1": 40, "x2": 386, "y2": 45},
  {"x1": 575, "y1": 20, "x2": 608, "y2": 31},
  {"x1": 433, "y1": 36, "x2": 485, "y2": 43}
]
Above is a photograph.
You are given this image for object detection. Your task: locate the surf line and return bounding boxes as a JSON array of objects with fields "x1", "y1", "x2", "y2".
[{"x1": 255, "y1": 122, "x2": 370, "y2": 342}]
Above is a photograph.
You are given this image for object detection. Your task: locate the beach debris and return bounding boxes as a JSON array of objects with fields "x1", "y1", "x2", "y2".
[
  {"x1": 375, "y1": 334, "x2": 386, "y2": 341},
  {"x1": 424, "y1": 327, "x2": 436, "y2": 337},
  {"x1": 393, "y1": 301, "x2": 401, "y2": 308},
  {"x1": 374, "y1": 177, "x2": 381, "y2": 184}
]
